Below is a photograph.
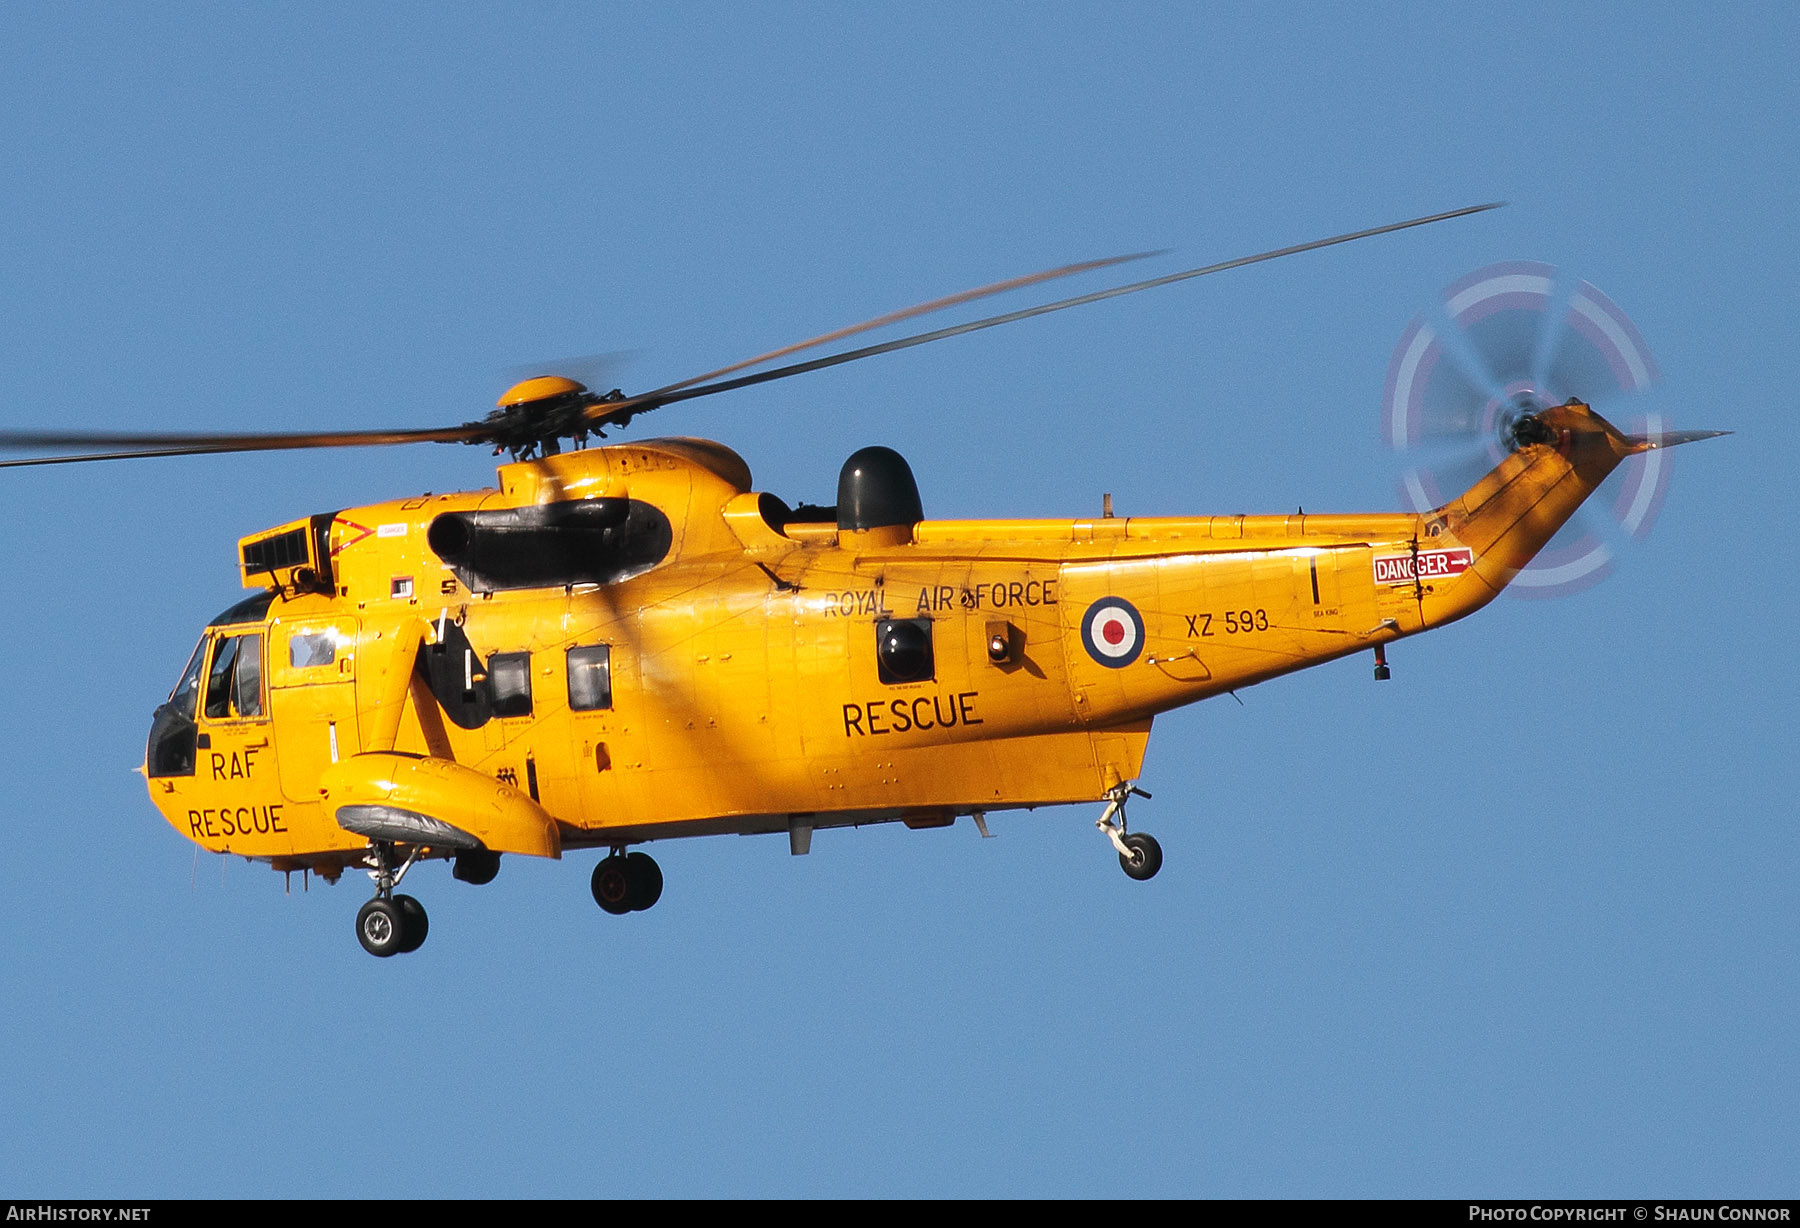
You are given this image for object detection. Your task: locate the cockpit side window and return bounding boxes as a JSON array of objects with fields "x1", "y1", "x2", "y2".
[
  {"x1": 233, "y1": 635, "x2": 263, "y2": 716},
  {"x1": 204, "y1": 638, "x2": 238, "y2": 719},
  {"x1": 204, "y1": 633, "x2": 265, "y2": 720}
]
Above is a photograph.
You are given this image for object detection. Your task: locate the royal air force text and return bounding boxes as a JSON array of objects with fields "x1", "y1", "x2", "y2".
[{"x1": 819, "y1": 580, "x2": 1057, "y2": 618}]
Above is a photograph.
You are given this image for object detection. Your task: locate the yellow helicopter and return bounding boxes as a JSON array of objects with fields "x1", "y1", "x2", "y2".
[{"x1": 0, "y1": 204, "x2": 1727, "y2": 957}]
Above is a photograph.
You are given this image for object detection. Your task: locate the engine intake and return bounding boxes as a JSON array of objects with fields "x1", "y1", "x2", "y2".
[{"x1": 427, "y1": 497, "x2": 669, "y2": 592}]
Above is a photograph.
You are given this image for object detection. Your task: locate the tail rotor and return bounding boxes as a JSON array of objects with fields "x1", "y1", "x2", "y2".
[{"x1": 1382, "y1": 261, "x2": 1686, "y2": 597}]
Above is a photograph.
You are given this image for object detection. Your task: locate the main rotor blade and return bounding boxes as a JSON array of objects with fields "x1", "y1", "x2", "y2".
[
  {"x1": 595, "y1": 202, "x2": 1506, "y2": 426},
  {"x1": 630, "y1": 249, "x2": 1164, "y2": 404},
  {"x1": 501, "y1": 350, "x2": 639, "y2": 391},
  {"x1": 0, "y1": 422, "x2": 489, "y2": 461},
  {"x1": 0, "y1": 203, "x2": 1504, "y2": 468},
  {"x1": 0, "y1": 445, "x2": 258, "y2": 469}
]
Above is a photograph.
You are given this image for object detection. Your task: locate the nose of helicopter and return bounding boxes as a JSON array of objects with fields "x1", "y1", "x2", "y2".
[{"x1": 146, "y1": 593, "x2": 277, "y2": 783}]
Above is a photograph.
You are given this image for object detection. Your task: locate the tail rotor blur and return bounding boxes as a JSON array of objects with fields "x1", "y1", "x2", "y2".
[{"x1": 1382, "y1": 261, "x2": 1691, "y2": 597}]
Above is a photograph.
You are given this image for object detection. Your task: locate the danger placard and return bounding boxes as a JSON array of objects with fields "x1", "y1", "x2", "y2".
[{"x1": 1373, "y1": 547, "x2": 1474, "y2": 586}]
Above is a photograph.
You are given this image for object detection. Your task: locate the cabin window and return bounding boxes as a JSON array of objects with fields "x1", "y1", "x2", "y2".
[
  {"x1": 204, "y1": 633, "x2": 264, "y2": 720},
  {"x1": 566, "y1": 645, "x2": 613, "y2": 712},
  {"x1": 876, "y1": 619, "x2": 935, "y2": 685},
  {"x1": 288, "y1": 630, "x2": 339, "y2": 669},
  {"x1": 489, "y1": 652, "x2": 533, "y2": 718}
]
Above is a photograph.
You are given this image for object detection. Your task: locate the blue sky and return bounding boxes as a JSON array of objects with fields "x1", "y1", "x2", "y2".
[{"x1": 0, "y1": 3, "x2": 1793, "y2": 1197}]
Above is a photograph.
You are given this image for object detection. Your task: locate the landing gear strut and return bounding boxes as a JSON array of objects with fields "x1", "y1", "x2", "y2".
[
  {"x1": 1097, "y1": 783, "x2": 1162, "y2": 881},
  {"x1": 355, "y1": 841, "x2": 430, "y2": 957},
  {"x1": 591, "y1": 848, "x2": 664, "y2": 915}
]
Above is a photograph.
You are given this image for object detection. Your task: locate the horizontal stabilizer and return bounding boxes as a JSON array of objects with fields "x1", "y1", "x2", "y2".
[{"x1": 1626, "y1": 428, "x2": 1732, "y2": 452}]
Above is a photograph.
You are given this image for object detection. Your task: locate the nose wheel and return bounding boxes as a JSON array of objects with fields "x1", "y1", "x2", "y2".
[
  {"x1": 354, "y1": 841, "x2": 430, "y2": 957},
  {"x1": 591, "y1": 849, "x2": 664, "y2": 915},
  {"x1": 1097, "y1": 783, "x2": 1162, "y2": 881}
]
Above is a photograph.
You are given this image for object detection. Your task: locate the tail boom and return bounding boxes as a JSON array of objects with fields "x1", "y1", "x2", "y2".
[{"x1": 1420, "y1": 400, "x2": 1644, "y2": 620}]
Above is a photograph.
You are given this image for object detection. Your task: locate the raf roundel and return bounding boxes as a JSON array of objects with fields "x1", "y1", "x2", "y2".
[{"x1": 1080, "y1": 597, "x2": 1146, "y2": 669}]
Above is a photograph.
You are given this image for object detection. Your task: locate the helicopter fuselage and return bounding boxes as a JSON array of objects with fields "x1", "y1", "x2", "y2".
[{"x1": 143, "y1": 401, "x2": 1635, "y2": 882}]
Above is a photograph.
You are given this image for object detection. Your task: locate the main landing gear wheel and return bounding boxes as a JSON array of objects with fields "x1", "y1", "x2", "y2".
[
  {"x1": 395, "y1": 894, "x2": 429, "y2": 952},
  {"x1": 1095, "y1": 783, "x2": 1163, "y2": 882},
  {"x1": 355, "y1": 894, "x2": 429, "y2": 957},
  {"x1": 591, "y1": 859, "x2": 633, "y2": 915},
  {"x1": 591, "y1": 850, "x2": 663, "y2": 915},
  {"x1": 625, "y1": 851, "x2": 663, "y2": 911},
  {"x1": 356, "y1": 841, "x2": 429, "y2": 957},
  {"x1": 357, "y1": 897, "x2": 405, "y2": 957}
]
